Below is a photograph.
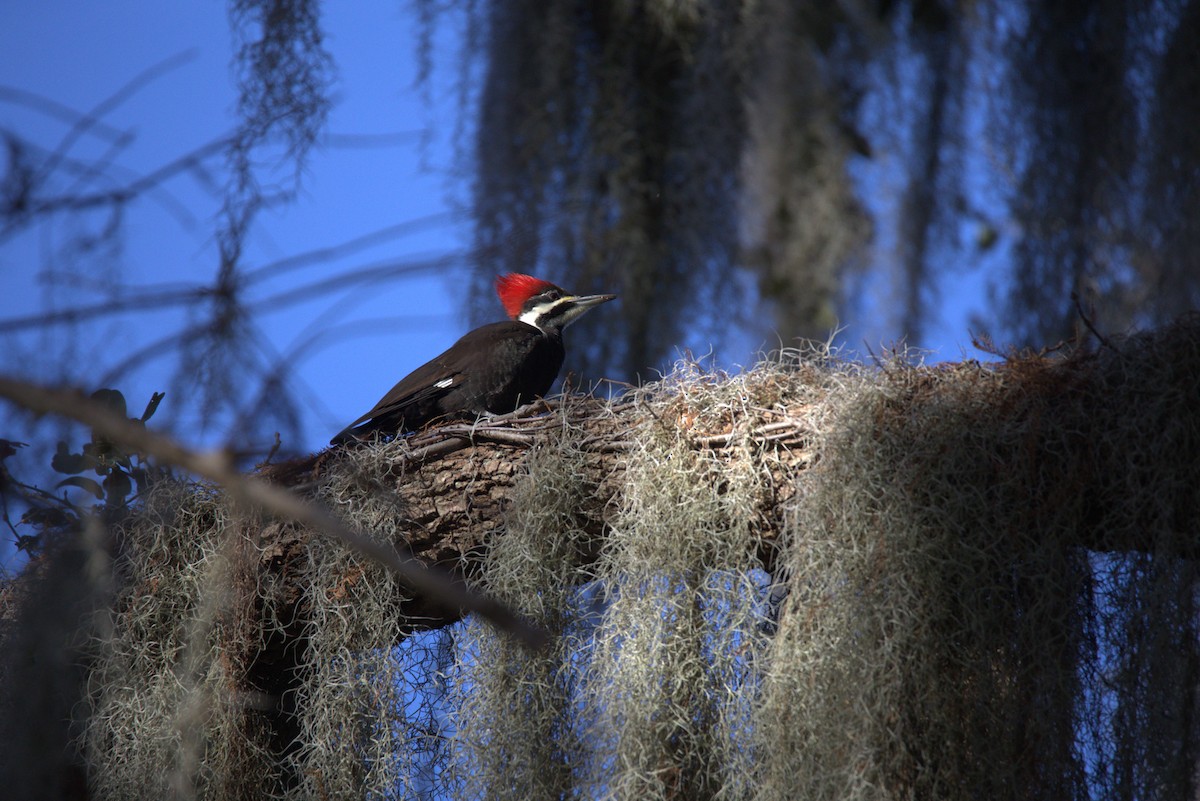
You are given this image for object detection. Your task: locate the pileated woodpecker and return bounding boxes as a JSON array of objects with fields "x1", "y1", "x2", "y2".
[{"x1": 330, "y1": 274, "x2": 616, "y2": 445}]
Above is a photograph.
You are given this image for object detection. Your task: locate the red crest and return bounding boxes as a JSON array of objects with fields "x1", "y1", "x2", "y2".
[{"x1": 494, "y1": 273, "x2": 559, "y2": 319}]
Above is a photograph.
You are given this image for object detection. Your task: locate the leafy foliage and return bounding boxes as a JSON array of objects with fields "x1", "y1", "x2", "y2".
[{"x1": 3, "y1": 388, "x2": 166, "y2": 556}]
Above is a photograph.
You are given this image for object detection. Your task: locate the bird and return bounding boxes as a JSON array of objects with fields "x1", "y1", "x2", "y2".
[{"x1": 329, "y1": 273, "x2": 616, "y2": 445}]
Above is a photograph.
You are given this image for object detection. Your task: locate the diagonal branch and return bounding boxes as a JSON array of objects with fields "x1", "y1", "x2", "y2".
[{"x1": 0, "y1": 375, "x2": 547, "y2": 649}]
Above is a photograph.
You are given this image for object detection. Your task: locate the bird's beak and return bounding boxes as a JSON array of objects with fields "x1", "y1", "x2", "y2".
[
  {"x1": 554, "y1": 292, "x2": 616, "y2": 329},
  {"x1": 569, "y1": 293, "x2": 617, "y2": 309}
]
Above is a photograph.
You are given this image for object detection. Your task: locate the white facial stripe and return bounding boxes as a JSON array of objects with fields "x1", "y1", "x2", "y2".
[
  {"x1": 518, "y1": 297, "x2": 573, "y2": 331},
  {"x1": 518, "y1": 307, "x2": 544, "y2": 328}
]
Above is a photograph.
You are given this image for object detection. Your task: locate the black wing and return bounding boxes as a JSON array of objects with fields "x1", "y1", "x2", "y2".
[
  {"x1": 330, "y1": 322, "x2": 556, "y2": 445},
  {"x1": 329, "y1": 365, "x2": 460, "y2": 444}
]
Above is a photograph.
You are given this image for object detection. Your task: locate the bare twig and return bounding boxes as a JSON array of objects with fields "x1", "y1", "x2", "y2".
[
  {"x1": 0, "y1": 375, "x2": 547, "y2": 649},
  {"x1": 401, "y1": 436, "x2": 474, "y2": 464},
  {"x1": 38, "y1": 49, "x2": 200, "y2": 185},
  {"x1": 1071, "y1": 290, "x2": 1116, "y2": 351},
  {"x1": 1, "y1": 136, "x2": 230, "y2": 241},
  {"x1": 0, "y1": 285, "x2": 215, "y2": 334},
  {"x1": 692, "y1": 420, "x2": 809, "y2": 448},
  {"x1": 396, "y1": 409, "x2": 553, "y2": 465},
  {"x1": 0, "y1": 85, "x2": 129, "y2": 143},
  {"x1": 352, "y1": 395, "x2": 811, "y2": 470},
  {"x1": 324, "y1": 131, "x2": 423, "y2": 149},
  {"x1": 249, "y1": 255, "x2": 461, "y2": 313},
  {"x1": 242, "y1": 213, "x2": 455, "y2": 286}
]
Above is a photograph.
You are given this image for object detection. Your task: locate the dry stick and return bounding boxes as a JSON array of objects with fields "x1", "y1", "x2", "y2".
[
  {"x1": 1071, "y1": 290, "x2": 1117, "y2": 351},
  {"x1": 401, "y1": 401, "x2": 806, "y2": 464},
  {"x1": 0, "y1": 376, "x2": 547, "y2": 649},
  {"x1": 394, "y1": 401, "x2": 563, "y2": 464}
]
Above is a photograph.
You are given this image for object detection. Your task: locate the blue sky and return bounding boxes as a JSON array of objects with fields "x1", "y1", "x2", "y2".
[
  {"x1": 0, "y1": 3, "x2": 995, "y2": 437},
  {"x1": 1, "y1": 1, "x2": 474, "y2": 448}
]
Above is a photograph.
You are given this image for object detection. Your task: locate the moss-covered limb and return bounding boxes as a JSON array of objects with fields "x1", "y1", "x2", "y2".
[
  {"x1": 247, "y1": 317, "x2": 1200, "y2": 649},
  {"x1": 275, "y1": 386, "x2": 812, "y2": 630},
  {"x1": 759, "y1": 319, "x2": 1200, "y2": 801},
  {"x1": 0, "y1": 375, "x2": 543, "y2": 648},
  {"x1": 5, "y1": 319, "x2": 1200, "y2": 798}
]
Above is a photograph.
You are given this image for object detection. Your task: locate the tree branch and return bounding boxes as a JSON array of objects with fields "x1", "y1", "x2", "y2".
[{"x1": 0, "y1": 375, "x2": 546, "y2": 649}]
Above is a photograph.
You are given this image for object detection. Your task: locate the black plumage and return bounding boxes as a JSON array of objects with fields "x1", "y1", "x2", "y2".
[
  {"x1": 330, "y1": 274, "x2": 614, "y2": 445},
  {"x1": 330, "y1": 321, "x2": 564, "y2": 444}
]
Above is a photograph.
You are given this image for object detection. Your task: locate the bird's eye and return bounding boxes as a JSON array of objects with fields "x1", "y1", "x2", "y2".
[{"x1": 544, "y1": 290, "x2": 561, "y2": 302}]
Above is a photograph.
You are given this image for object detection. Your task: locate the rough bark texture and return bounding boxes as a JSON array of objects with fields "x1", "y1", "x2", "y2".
[
  {"x1": 256, "y1": 393, "x2": 809, "y2": 633},
  {"x1": 250, "y1": 317, "x2": 1200, "y2": 645}
]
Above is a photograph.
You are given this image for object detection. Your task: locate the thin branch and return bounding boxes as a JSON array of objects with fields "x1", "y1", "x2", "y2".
[
  {"x1": 0, "y1": 136, "x2": 230, "y2": 241},
  {"x1": 1072, "y1": 290, "x2": 1116, "y2": 351},
  {"x1": 691, "y1": 420, "x2": 811, "y2": 448},
  {"x1": 3, "y1": 130, "x2": 204, "y2": 229},
  {"x1": 0, "y1": 375, "x2": 547, "y2": 649},
  {"x1": 0, "y1": 85, "x2": 129, "y2": 143},
  {"x1": 0, "y1": 229, "x2": 449, "y2": 336},
  {"x1": 37, "y1": 49, "x2": 200, "y2": 185},
  {"x1": 324, "y1": 131, "x2": 423, "y2": 149},
  {"x1": 98, "y1": 325, "x2": 206, "y2": 388},
  {"x1": 0, "y1": 285, "x2": 214, "y2": 334},
  {"x1": 247, "y1": 255, "x2": 461, "y2": 313},
  {"x1": 242, "y1": 214, "x2": 457, "y2": 287}
]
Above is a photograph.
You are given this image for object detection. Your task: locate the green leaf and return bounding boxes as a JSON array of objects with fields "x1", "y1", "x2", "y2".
[
  {"x1": 84, "y1": 439, "x2": 131, "y2": 471},
  {"x1": 90, "y1": 388, "x2": 128, "y2": 419},
  {"x1": 51, "y1": 441, "x2": 91, "y2": 474},
  {"x1": 56, "y1": 475, "x2": 105, "y2": 499},
  {"x1": 140, "y1": 391, "x2": 165, "y2": 422},
  {"x1": 0, "y1": 439, "x2": 26, "y2": 461},
  {"x1": 20, "y1": 507, "x2": 72, "y2": 529},
  {"x1": 104, "y1": 470, "x2": 132, "y2": 504}
]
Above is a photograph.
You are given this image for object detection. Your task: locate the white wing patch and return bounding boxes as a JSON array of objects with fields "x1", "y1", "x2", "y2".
[{"x1": 434, "y1": 378, "x2": 454, "y2": 389}]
